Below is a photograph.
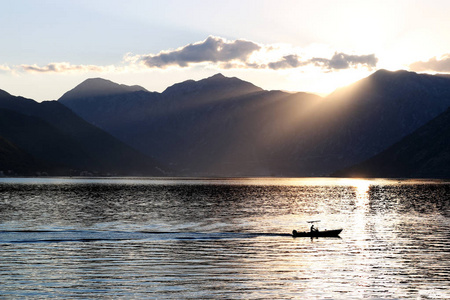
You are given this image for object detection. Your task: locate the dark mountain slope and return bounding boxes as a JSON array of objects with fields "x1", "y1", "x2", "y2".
[
  {"x1": 334, "y1": 107, "x2": 450, "y2": 178},
  {"x1": 0, "y1": 135, "x2": 45, "y2": 175},
  {"x1": 0, "y1": 108, "x2": 90, "y2": 172},
  {"x1": 0, "y1": 90, "x2": 165, "y2": 176}
]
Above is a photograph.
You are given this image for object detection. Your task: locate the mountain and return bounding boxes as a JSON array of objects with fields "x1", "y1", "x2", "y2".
[
  {"x1": 58, "y1": 74, "x2": 264, "y2": 129},
  {"x1": 299, "y1": 69, "x2": 450, "y2": 174},
  {"x1": 58, "y1": 70, "x2": 450, "y2": 177},
  {"x1": 59, "y1": 77, "x2": 148, "y2": 101},
  {"x1": 333, "y1": 107, "x2": 450, "y2": 178},
  {"x1": 0, "y1": 89, "x2": 165, "y2": 176},
  {"x1": 59, "y1": 74, "x2": 322, "y2": 176},
  {"x1": 162, "y1": 73, "x2": 263, "y2": 101},
  {"x1": 0, "y1": 107, "x2": 88, "y2": 174}
]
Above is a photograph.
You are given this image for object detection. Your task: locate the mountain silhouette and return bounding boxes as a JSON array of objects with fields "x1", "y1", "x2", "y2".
[
  {"x1": 59, "y1": 77, "x2": 148, "y2": 101},
  {"x1": 0, "y1": 90, "x2": 165, "y2": 176},
  {"x1": 162, "y1": 73, "x2": 263, "y2": 100}
]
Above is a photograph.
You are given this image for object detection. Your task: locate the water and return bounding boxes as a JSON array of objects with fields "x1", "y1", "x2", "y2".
[{"x1": 0, "y1": 177, "x2": 449, "y2": 299}]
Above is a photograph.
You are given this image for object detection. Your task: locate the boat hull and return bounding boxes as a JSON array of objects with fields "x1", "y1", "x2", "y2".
[{"x1": 292, "y1": 229, "x2": 342, "y2": 237}]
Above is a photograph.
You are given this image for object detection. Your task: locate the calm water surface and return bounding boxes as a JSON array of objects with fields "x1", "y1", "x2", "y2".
[{"x1": 0, "y1": 177, "x2": 449, "y2": 299}]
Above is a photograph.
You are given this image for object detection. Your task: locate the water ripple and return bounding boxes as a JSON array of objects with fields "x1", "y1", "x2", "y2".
[{"x1": 0, "y1": 178, "x2": 449, "y2": 299}]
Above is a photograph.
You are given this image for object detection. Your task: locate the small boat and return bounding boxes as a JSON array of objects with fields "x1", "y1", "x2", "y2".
[{"x1": 292, "y1": 229, "x2": 343, "y2": 237}]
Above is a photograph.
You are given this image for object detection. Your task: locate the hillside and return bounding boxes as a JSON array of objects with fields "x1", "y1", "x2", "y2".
[
  {"x1": 0, "y1": 90, "x2": 165, "y2": 176},
  {"x1": 333, "y1": 107, "x2": 450, "y2": 178},
  {"x1": 0, "y1": 135, "x2": 45, "y2": 175}
]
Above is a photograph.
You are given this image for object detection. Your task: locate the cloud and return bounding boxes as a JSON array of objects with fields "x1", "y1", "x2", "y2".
[
  {"x1": 20, "y1": 62, "x2": 116, "y2": 73},
  {"x1": 0, "y1": 64, "x2": 12, "y2": 72},
  {"x1": 310, "y1": 52, "x2": 378, "y2": 69},
  {"x1": 265, "y1": 52, "x2": 377, "y2": 70},
  {"x1": 267, "y1": 55, "x2": 304, "y2": 70},
  {"x1": 409, "y1": 54, "x2": 450, "y2": 72},
  {"x1": 136, "y1": 36, "x2": 378, "y2": 71},
  {"x1": 14, "y1": 36, "x2": 378, "y2": 75},
  {"x1": 140, "y1": 36, "x2": 261, "y2": 68}
]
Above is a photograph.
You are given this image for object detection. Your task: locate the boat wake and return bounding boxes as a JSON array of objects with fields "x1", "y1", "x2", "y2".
[{"x1": 0, "y1": 230, "x2": 292, "y2": 244}]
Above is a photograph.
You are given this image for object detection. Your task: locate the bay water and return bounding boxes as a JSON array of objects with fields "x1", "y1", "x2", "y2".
[{"x1": 0, "y1": 178, "x2": 449, "y2": 299}]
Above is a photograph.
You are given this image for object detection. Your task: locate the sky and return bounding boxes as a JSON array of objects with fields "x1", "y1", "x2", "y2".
[{"x1": 1, "y1": 0, "x2": 450, "y2": 101}]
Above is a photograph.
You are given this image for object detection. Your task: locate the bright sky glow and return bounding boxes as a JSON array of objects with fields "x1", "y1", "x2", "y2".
[{"x1": 1, "y1": 0, "x2": 450, "y2": 101}]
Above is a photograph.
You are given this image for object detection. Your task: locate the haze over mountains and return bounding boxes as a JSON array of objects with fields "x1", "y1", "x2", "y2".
[{"x1": 1, "y1": 70, "x2": 450, "y2": 178}]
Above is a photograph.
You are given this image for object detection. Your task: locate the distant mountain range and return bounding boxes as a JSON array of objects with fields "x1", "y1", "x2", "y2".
[
  {"x1": 1, "y1": 70, "x2": 450, "y2": 178},
  {"x1": 59, "y1": 70, "x2": 450, "y2": 177},
  {"x1": 59, "y1": 74, "x2": 322, "y2": 176}
]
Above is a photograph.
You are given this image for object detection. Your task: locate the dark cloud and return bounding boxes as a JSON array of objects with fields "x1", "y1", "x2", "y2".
[
  {"x1": 22, "y1": 63, "x2": 61, "y2": 73},
  {"x1": 409, "y1": 55, "x2": 450, "y2": 72},
  {"x1": 21, "y1": 62, "x2": 108, "y2": 73},
  {"x1": 267, "y1": 55, "x2": 304, "y2": 70},
  {"x1": 266, "y1": 52, "x2": 378, "y2": 70},
  {"x1": 141, "y1": 36, "x2": 261, "y2": 68},
  {"x1": 310, "y1": 52, "x2": 378, "y2": 70}
]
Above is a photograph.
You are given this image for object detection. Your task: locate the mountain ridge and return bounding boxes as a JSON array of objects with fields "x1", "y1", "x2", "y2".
[
  {"x1": 162, "y1": 73, "x2": 263, "y2": 99},
  {"x1": 59, "y1": 78, "x2": 148, "y2": 102}
]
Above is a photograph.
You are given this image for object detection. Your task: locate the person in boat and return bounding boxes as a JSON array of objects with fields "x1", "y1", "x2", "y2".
[{"x1": 310, "y1": 224, "x2": 318, "y2": 232}]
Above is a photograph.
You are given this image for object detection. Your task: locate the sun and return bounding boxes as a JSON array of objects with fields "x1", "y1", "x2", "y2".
[{"x1": 284, "y1": 67, "x2": 374, "y2": 97}]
